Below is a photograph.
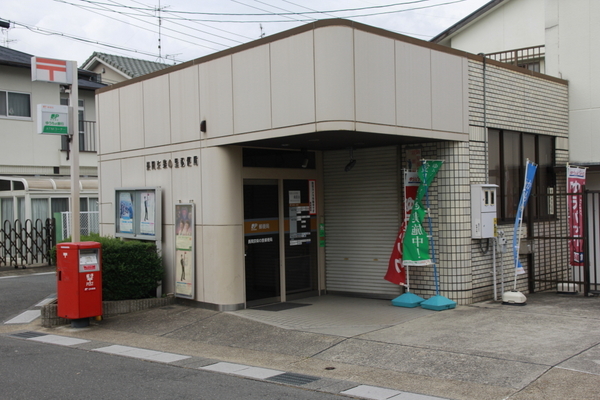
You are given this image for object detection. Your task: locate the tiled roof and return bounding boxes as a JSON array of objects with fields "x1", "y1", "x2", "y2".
[
  {"x1": 0, "y1": 45, "x2": 33, "y2": 67},
  {"x1": 82, "y1": 52, "x2": 170, "y2": 78}
]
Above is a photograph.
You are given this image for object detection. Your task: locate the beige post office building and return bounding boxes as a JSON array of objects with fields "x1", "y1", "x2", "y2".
[{"x1": 96, "y1": 20, "x2": 569, "y2": 310}]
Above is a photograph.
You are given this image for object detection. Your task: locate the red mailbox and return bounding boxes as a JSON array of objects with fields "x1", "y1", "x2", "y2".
[{"x1": 56, "y1": 242, "x2": 103, "y2": 320}]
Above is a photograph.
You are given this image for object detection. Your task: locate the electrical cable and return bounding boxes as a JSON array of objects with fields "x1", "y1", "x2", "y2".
[
  {"x1": 54, "y1": 0, "x2": 230, "y2": 49},
  {"x1": 12, "y1": 21, "x2": 174, "y2": 61}
]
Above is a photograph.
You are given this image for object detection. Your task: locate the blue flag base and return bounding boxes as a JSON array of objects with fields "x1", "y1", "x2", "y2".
[
  {"x1": 420, "y1": 295, "x2": 457, "y2": 311},
  {"x1": 391, "y1": 292, "x2": 425, "y2": 308}
]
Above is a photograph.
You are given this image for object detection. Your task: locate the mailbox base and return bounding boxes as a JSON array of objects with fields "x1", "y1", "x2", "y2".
[{"x1": 70, "y1": 318, "x2": 90, "y2": 328}]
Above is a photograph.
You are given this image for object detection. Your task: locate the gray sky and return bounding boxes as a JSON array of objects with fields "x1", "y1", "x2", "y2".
[{"x1": 1, "y1": 0, "x2": 490, "y2": 66}]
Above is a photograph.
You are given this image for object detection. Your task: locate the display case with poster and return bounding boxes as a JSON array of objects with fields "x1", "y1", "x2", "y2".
[
  {"x1": 175, "y1": 203, "x2": 195, "y2": 299},
  {"x1": 115, "y1": 188, "x2": 162, "y2": 241}
]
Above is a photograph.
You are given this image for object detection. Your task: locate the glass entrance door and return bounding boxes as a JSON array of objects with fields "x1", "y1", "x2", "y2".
[
  {"x1": 244, "y1": 179, "x2": 318, "y2": 306},
  {"x1": 244, "y1": 180, "x2": 280, "y2": 305},
  {"x1": 284, "y1": 180, "x2": 318, "y2": 298}
]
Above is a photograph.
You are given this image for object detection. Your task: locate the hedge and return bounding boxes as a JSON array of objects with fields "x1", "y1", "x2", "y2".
[{"x1": 53, "y1": 234, "x2": 164, "y2": 301}]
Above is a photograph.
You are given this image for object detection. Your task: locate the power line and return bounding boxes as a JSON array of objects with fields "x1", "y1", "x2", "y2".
[
  {"x1": 146, "y1": 0, "x2": 470, "y2": 23},
  {"x1": 69, "y1": 0, "x2": 439, "y2": 16},
  {"x1": 10, "y1": 20, "x2": 179, "y2": 61},
  {"x1": 55, "y1": 0, "x2": 227, "y2": 50}
]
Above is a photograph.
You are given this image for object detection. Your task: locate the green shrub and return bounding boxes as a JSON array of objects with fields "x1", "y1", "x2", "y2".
[{"x1": 53, "y1": 234, "x2": 163, "y2": 301}]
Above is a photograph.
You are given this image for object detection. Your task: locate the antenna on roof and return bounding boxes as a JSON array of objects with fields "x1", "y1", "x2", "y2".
[
  {"x1": 0, "y1": 20, "x2": 16, "y2": 48},
  {"x1": 165, "y1": 54, "x2": 181, "y2": 65},
  {"x1": 155, "y1": 1, "x2": 170, "y2": 62},
  {"x1": 259, "y1": 24, "x2": 265, "y2": 39}
]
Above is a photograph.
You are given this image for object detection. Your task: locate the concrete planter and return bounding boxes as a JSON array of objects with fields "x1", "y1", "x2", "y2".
[{"x1": 41, "y1": 294, "x2": 176, "y2": 328}]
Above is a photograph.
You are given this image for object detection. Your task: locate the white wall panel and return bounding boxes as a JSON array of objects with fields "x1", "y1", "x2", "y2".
[
  {"x1": 119, "y1": 84, "x2": 145, "y2": 151},
  {"x1": 570, "y1": 110, "x2": 593, "y2": 164},
  {"x1": 314, "y1": 26, "x2": 355, "y2": 122},
  {"x1": 270, "y1": 31, "x2": 316, "y2": 128},
  {"x1": 199, "y1": 56, "x2": 234, "y2": 139},
  {"x1": 98, "y1": 159, "x2": 121, "y2": 224},
  {"x1": 171, "y1": 149, "x2": 202, "y2": 225},
  {"x1": 431, "y1": 51, "x2": 466, "y2": 134},
  {"x1": 170, "y1": 66, "x2": 201, "y2": 143},
  {"x1": 143, "y1": 75, "x2": 171, "y2": 148},
  {"x1": 232, "y1": 45, "x2": 271, "y2": 134},
  {"x1": 202, "y1": 225, "x2": 244, "y2": 305},
  {"x1": 97, "y1": 89, "x2": 121, "y2": 154},
  {"x1": 121, "y1": 156, "x2": 145, "y2": 187},
  {"x1": 354, "y1": 31, "x2": 396, "y2": 125},
  {"x1": 396, "y1": 41, "x2": 431, "y2": 130},
  {"x1": 144, "y1": 152, "x2": 175, "y2": 225},
  {"x1": 201, "y1": 146, "x2": 243, "y2": 226}
]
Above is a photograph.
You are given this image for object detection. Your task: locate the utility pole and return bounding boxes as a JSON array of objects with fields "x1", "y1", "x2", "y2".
[{"x1": 69, "y1": 61, "x2": 80, "y2": 242}]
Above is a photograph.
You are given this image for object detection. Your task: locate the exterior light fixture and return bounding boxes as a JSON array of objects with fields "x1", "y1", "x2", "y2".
[{"x1": 345, "y1": 147, "x2": 356, "y2": 172}]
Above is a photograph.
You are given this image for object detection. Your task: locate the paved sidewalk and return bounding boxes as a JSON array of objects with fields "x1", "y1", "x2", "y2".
[{"x1": 4, "y1": 291, "x2": 600, "y2": 400}]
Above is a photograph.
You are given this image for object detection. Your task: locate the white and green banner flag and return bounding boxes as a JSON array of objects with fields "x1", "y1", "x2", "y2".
[{"x1": 402, "y1": 160, "x2": 443, "y2": 266}]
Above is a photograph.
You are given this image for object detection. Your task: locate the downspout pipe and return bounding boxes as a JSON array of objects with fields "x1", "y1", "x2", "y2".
[{"x1": 478, "y1": 53, "x2": 489, "y2": 185}]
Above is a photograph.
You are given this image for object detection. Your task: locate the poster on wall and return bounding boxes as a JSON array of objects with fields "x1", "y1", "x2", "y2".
[
  {"x1": 175, "y1": 203, "x2": 195, "y2": 299},
  {"x1": 140, "y1": 191, "x2": 156, "y2": 236},
  {"x1": 115, "y1": 188, "x2": 162, "y2": 241},
  {"x1": 289, "y1": 190, "x2": 311, "y2": 246},
  {"x1": 118, "y1": 192, "x2": 134, "y2": 234}
]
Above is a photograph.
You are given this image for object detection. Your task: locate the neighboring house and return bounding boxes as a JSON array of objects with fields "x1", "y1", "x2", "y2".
[
  {"x1": 81, "y1": 52, "x2": 170, "y2": 85},
  {"x1": 0, "y1": 45, "x2": 103, "y2": 225},
  {"x1": 431, "y1": 0, "x2": 600, "y2": 188},
  {"x1": 96, "y1": 19, "x2": 569, "y2": 308}
]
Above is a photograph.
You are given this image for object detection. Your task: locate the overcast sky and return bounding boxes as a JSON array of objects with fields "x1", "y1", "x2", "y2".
[{"x1": 1, "y1": 0, "x2": 490, "y2": 66}]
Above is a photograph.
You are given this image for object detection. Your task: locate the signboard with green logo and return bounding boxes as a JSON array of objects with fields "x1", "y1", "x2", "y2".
[{"x1": 37, "y1": 104, "x2": 69, "y2": 135}]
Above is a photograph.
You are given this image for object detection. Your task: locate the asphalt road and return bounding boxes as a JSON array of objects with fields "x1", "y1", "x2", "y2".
[
  {"x1": 0, "y1": 271, "x2": 56, "y2": 322},
  {"x1": 0, "y1": 336, "x2": 346, "y2": 400},
  {"x1": 0, "y1": 271, "x2": 347, "y2": 400}
]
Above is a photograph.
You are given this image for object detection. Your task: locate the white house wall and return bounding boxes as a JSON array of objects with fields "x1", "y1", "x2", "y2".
[
  {"x1": 446, "y1": 0, "x2": 545, "y2": 53},
  {"x1": 0, "y1": 65, "x2": 98, "y2": 174},
  {"x1": 546, "y1": 0, "x2": 600, "y2": 165}
]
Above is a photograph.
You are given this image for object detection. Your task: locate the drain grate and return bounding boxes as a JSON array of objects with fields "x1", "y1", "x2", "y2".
[
  {"x1": 10, "y1": 331, "x2": 47, "y2": 339},
  {"x1": 267, "y1": 372, "x2": 320, "y2": 386},
  {"x1": 254, "y1": 303, "x2": 311, "y2": 312}
]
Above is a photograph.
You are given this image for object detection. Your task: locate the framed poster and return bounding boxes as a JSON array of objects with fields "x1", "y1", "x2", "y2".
[
  {"x1": 175, "y1": 203, "x2": 195, "y2": 299},
  {"x1": 115, "y1": 187, "x2": 162, "y2": 241}
]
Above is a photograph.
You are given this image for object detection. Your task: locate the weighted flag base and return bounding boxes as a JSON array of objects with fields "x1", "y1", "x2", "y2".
[
  {"x1": 420, "y1": 295, "x2": 457, "y2": 311},
  {"x1": 502, "y1": 290, "x2": 527, "y2": 305},
  {"x1": 391, "y1": 292, "x2": 425, "y2": 308}
]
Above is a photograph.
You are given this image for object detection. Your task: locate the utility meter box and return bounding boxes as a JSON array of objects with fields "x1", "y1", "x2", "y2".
[
  {"x1": 56, "y1": 242, "x2": 103, "y2": 320},
  {"x1": 471, "y1": 184, "x2": 498, "y2": 239}
]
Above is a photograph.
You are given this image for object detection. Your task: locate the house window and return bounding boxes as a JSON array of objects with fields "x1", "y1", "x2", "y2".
[
  {"x1": 488, "y1": 129, "x2": 555, "y2": 222},
  {"x1": 0, "y1": 90, "x2": 31, "y2": 118}
]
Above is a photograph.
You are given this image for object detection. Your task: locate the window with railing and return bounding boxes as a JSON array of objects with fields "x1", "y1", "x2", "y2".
[
  {"x1": 59, "y1": 98, "x2": 96, "y2": 152},
  {"x1": 487, "y1": 45, "x2": 545, "y2": 74}
]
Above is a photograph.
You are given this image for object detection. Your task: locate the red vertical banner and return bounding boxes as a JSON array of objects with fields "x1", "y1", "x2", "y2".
[
  {"x1": 567, "y1": 166, "x2": 586, "y2": 266},
  {"x1": 385, "y1": 171, "x2": 419, "y2": 285}
]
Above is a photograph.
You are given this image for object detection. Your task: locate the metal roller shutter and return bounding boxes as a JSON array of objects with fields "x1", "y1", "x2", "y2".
[{"x1": 323, "y1": 146, "x2": 402, "y2": 297}]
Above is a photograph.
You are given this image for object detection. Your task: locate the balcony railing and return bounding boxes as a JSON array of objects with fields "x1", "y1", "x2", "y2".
[
  {"x1": 486, "y1": 45, "x2": 545, "y2": 73},
  {"x1": 61, "y1": 120, "x2": 97, "y2": 153}
]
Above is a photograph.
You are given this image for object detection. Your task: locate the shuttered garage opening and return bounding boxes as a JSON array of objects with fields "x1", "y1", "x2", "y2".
[{"x1": 323, "y1": 146, "x2": 402, "y2": 298}]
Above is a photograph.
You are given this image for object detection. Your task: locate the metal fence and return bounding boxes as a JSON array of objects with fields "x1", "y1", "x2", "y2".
[
  {"x1": 60, "y1": 211, "x2": 100, "y2": 241},
  {"x1": 0, "y1": 219, "x2": 55, "y2": 268},
  {"x1": 529, "y1": 190, "x2": 600, "y2": 295}
]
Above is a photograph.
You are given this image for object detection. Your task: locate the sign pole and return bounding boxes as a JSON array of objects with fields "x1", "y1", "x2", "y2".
[{"x1": 69, "y1": 61, "x2": 80, "y2": 242}]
